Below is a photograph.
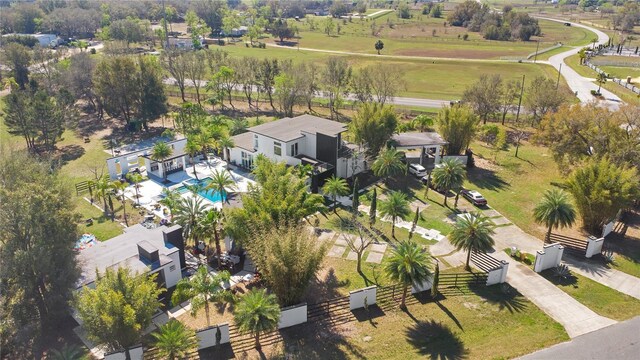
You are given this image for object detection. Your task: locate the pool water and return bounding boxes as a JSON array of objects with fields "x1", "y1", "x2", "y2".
[{"x1": 175, "y1": 177, "x2": 226, "y2": 203}]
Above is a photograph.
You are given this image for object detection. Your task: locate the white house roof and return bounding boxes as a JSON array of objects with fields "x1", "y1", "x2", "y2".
[
  {"x1": 247, "y1": 115, "x2": 347, "y2": 142},
  {"x1": 391, "y1": 132, "x2": 448, "y2": 148}
]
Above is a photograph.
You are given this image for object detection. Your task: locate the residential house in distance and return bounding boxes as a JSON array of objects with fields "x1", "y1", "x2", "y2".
[
  {"x1": 106, "y1": 137, "x2": 189, "y2": 181},
  {"x1": 229, "y1": 115, "x2": 367, "y2": 191}
]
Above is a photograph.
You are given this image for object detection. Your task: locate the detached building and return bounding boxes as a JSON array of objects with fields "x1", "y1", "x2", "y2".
[
  {"x1": 76, "y1": 224, "x2": 186, "y2": 290},
  {"x1": 229, "y1": 115, "x2": 367, "y2": 191}
]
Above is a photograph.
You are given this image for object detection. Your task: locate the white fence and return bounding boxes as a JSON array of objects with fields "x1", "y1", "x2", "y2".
[
  {"x1": 197, "y1": 323, "x2": 230, "y2": 349},
  {"x1": 586, "y1": 236, "x2": 605, "y2": 258},
  {"x1": 104, "y1": 346, "x2": 143, "y2": 360},
  {"x1": 486, "y1": 261, "x2": 509, "y2": 286},
  {"x1": 278, "y1": 303, "x2": 307, "y2": 329},
  {"x1": 585, "y1": 62, "x2": 640, "y2": 95},
  {"x1": 534, "y1": 243, "x2": 565, "y2": 273},
  {"x1": 349, "y1": 286, "x2": 377, "y2": 310}
]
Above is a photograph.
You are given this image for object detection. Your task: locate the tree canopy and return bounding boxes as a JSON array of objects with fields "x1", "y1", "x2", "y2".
[
  {"x1": 436, "y1": 105, "x2": 479, "y2": 155},
  {"x1": 566, "y1": 158, "x2": 639, "y2": 235},
  {"x1": 350, "y1": 103, "x2": 398, "y2": 157},
  {"x1": 75, "y1": 267, "x2": 164, "y2": 354},
  {"x1": 0, "y1": 153, "x2": 80, "y2": 356}
]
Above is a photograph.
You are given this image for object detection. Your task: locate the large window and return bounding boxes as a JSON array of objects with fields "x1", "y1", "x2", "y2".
[
  {"x1": 274, "y1": 142, "x2": 282, "y2": 156},
  {"x1": 254, "y1": 135, "x2": 259, "y2": 149},
  {"x1": 290, "y1": 143, "x2": 298, "y2": 156}
]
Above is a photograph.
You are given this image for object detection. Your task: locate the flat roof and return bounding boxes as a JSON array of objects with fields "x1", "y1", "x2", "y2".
[
  {"x1": 76, "y1": 224, "x2": 179, "y2": 288},
  {"x1": 248, "y1": 115, "x2": 347, "y2": 142},
  {"x1": 391, "y1": 132, "x2": 448, "y2": 148},
  {"x1": 232, "y1": 132, "x2": 255, "y2": 152}
]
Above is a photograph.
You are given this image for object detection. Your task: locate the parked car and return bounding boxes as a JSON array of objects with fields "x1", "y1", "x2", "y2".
[
  {"x1": 408, "y1": 163, "x2": 427, "y2": 178},
  {"x1": 461, "y1": 189, "x2": 487, "y2": 206}
]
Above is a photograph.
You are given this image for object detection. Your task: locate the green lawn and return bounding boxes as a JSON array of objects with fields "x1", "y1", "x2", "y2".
[
  {"x1": 466, "y1": 137, "x2": 563, "y2": 239},
  {"x1": 540, "y1": 270, "x2": 640, "y2": 321},
  {"x1": 598, "y1": 66, "x2": 640, "y2": 80},
  {"x1": 612, "y1": 253, "x2": 640, "y2": 278},
  {"x1": 285, "y1": 284, "x2": 569, "y2": 359},
  {"x1": 75, "y1": 198, "x2": 124, "y2": 241}
]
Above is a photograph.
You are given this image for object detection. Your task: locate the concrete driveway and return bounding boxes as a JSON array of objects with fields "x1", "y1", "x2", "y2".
[{"x1": 519, "y1": 316, "x2": 640, "y2": 360}]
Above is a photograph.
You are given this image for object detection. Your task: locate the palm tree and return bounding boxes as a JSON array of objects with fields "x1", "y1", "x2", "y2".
[
  {"x1": 384, "y1": 240, "x2": 432, "y2": 309},
  {"x1": 151, "y1": 320, "x2": 198, "y2": 360},
  {"x1": 48, "y1": 343, "x2": 85, "y2": 360},
  {"x1": 206, "y1": 170, "x2": 237, "y2": 207},
  {"x1": 449, "y1": 212, "x2": 496, "y2": 271},
  {"x1": 159, "y1": 188, "x2": 181, "y2": 219},
  {"x1": 596, "y1": 72, "x2": 607, "y2": 94},
  {"x1": 431, "y1": 158, "x2": 466, "y2": 207},
  {"x1": 322, "y1": 176, "x2": 349, "y2": 214},
  {"x1": 185, "y1": 138, "x2": 203, "y2": 181},
  {"x1": 172, "y1": 266, "x2": 234, "y2": 327},
  {"x1": 194, "y1": 132, "x2": 216, "y2": 160},
  {"x1": 126, "y1": 173, "x2": 144, "y2": 206},
  {"x1": 234, "y1": 289, "x2": 281, "y2": 348},
  {"x1": 151, "y1": 141, "x2": 173, "y2": 183},
  {"x1": 371, "y1": 148, "x2": 405, "y2": 184},
  {"x1": 379, "y1": 191, "x2": 411, "y2": 238},
  {"x1": 412, "y1": 114, "x2": 433, "y2": 132},
  {"x1": 533, "y1": 189, "x2": 577, "y2": 243},
  {"x1": 173, "y1": 196, "x2": 207, "y2": 244},
  {"x1": 217, "y1": 135, "x2": 234, "y2": 163},
  {"x1": 94, "y1": 175, "x2": 112, "y2": 217},
  {"x1": 199, "y1": 208, "x2": 225, "y2": 267},
  {"x1": 111, "y1": 180, "x2": 129, "y2": 226}
]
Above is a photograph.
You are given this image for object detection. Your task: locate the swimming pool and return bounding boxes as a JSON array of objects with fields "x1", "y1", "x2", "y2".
[{"x1": 175, "y1": 177, "x2": 226, "y2": 203}]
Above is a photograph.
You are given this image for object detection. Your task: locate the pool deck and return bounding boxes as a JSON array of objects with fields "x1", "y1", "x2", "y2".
[{"x1": 123, "y1": 157, "x2": 254, "y2": 217}]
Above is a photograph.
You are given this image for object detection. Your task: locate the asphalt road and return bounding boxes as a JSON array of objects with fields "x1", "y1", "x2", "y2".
[
  {"x1": 162, "y1": 77, "x2": 451, "y2": 109},
  {"x1": 537, "y1": 17, "x2": 622, "y2": 109},
  {"x1": 519, "y1": 316, "x2": 640, "y2": 360}
]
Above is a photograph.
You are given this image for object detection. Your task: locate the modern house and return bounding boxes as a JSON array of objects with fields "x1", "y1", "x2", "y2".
[
  {"x1": 76, "y1": 224, "x2": 186, "y2": 291},
  {"x1": 229, "y1": 115, "x2": 367, "y2": 191},
  {"x1": 106, "y1": 138, "x2": 189, "y2": 181},
  {"x1": 390, "y1": 132, "x2": 449, "y2": 167}
]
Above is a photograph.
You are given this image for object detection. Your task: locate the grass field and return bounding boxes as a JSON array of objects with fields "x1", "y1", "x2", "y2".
[
  {"x1": 598, "y1": 66, "x2": 640, "y2": 79},
  {"x1": 285, "y1": 284, "x2": 568, "y2": 359},
  {"x1": 540, "y1": 270, "x2": 640, "y2": 321},
  {"x1": 466, "y1": 137, "x2": 564, "y2": 239},
  {"x1": 283, "y1": 10, "x2": 595, "y2": 60}
]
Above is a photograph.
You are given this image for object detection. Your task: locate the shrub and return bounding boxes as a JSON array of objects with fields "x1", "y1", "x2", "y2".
[
  {"x1": 90, "y1": 48, "x2": 97, "y2": 54},
  {"x1": 462, "y1": 34, "x2": 469, "y2": 41},
  {"x1": 553, "y1": 264, "x2": 571, "y2": 281}
]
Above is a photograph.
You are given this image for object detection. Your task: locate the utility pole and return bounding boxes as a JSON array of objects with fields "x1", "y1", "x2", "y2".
[
  {"x1": 556, "y1": 63, "x2": 562, "y2": 90},
  {"x1": 516, "y1": 74, "x2": 525, "y2": 123},
  {"x1": 534, "y1": 40, "x2": 540, "y2": 63},
  {"x1": 161, "y1": 0, "x2": 170, "y2": 49}
]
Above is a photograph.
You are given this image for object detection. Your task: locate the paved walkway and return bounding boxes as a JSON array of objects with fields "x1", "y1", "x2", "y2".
[
  {"x1": 358, "y1": 204, "x2": 446, "y2": 242},
  {"x1": 519, "y1": 316, "x2": 640, "y2": 360},
  {"x1": 563, "y1": 256, "x2": 640, "y2": 301},
  {"x1": 493, "y1": 252, "x2": 617, "y2": 338}
]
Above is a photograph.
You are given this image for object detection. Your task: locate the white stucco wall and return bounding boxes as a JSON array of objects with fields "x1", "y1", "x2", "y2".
[
  {"x1": 336, "y1": 155, "x2": 368, "y2": 179},
  {"x1": 534, "y1": 243, "x2": 565, "y2": 273},
  {"x1": 278, "y1": 303, "x2": 307, "y2": 329},
  {"x1": 486, "y1": 261, "x2": 509, "y2": 286},
  {"x1": 586, "y1": 237, "x2": 604, "y2": 258},
  {"x1": 349, "y1": 286, "x2": 377, "y2": 310},
  {"x1": 162, "y1": 250, "x2": 182, "y2": 288},
  {"x1": 411, "y1": 276, "x2": 434, "y2": 294},
  {"x1": 302, "y1": 132, "x2": 317, "y2": 158}
]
